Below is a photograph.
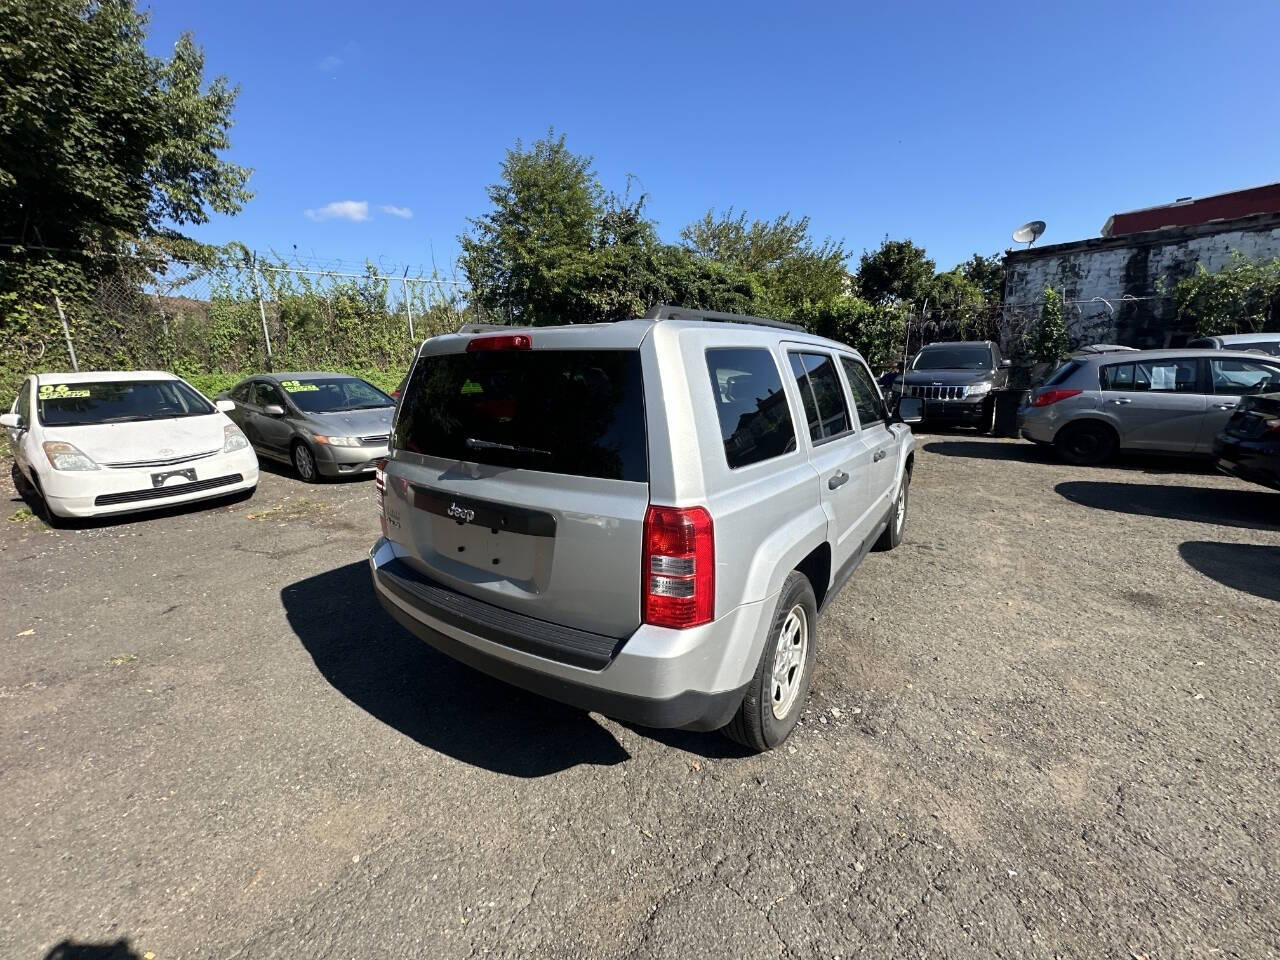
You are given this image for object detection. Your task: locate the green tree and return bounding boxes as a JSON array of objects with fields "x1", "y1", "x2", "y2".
[
  {"x1": 680, "y1": 208, "x2": 848, "y2": 319},
  {"x1": 0, "y1": 0, "x2": 252, "y2": 254},
  {"x1": 1030, "y1": 286, "x2": 1068, "y2": 362},
  {"x1": 928, "y1": 268, "x2": 986, "y2": 333},
  {"x1": 957, "y1": 253, "x2": 1005, "y2": 303},
  {"x1": 1174, "y1": 252, "x2": 1280, "y2": 336},
  {"x1": 856, "y1": 237, "x2": 935, "y2": 306}
]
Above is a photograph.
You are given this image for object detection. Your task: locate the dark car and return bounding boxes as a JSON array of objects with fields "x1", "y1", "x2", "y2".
[
  {"x1": 1213, "y1": 391, "x2": 1280, "y2": 491},
  {"x1": 896, "y1": 340, "x2": 1010, "y2": 432},
  {"x1": 216, "y1": 372, "x2": 395, "y2": 481}
]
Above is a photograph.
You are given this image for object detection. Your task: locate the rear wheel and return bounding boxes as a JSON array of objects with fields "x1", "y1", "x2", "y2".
[
  {"x1": 723, "y1": 571, "x2": 818, "y2": 752},
  {"x1": 1054, "y1": 421, "x2": 1116, "y2": 466},
  {"x1": 292, "y1": 441, "x2": 320, "y2": 482}
]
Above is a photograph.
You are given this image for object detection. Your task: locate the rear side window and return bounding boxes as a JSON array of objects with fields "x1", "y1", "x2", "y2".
[
  {"x1": 394, "y1": 349, "x2": 647, "y2": 482},
  {"x1": 705, "y1": 348, "x2": 797, "y2": 469},
  {"x1": 1100, "y1": 359, "x2": 1199, "y2": 393},
  {"x1": 788, "y1": 352, "x2": 851, "y2": 442},
  {"x1": 839, "y1": 356, "x2": 885, "y2": 428}
]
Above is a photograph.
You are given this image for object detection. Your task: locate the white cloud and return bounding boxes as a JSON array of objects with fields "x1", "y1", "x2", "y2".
[
  {"x1": 380, "y1": 204, "x2": 413, "y2": 219},
  {"x1": 318, "y1": 54, "x2": 343, "y2": 72},
  {"x1": 304, "y1": 200, "x2": 369, "y2": 223}
]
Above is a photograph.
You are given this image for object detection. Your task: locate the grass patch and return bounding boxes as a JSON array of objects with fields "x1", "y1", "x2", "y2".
[
  {"x1": 246, "y1": 497, "x2": 329, "y2": 522},
  {"x1": 8, "y1": 507, "x2": 36, "y2": 523},
  {"x1": 105, "y1": 654, "x2": 138, "y2": 666}
]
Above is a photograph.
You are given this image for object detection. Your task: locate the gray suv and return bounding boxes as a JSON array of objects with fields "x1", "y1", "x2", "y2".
[
  {"x1": 897, "y1": 340, "x2": 1010, "y2": 432},
  {"x1": 368, "y1": 306, "x2": 917, "y2": 750},
  {"x1": 1018, "y1": 348, "x2": 1280, "y2": 464}
]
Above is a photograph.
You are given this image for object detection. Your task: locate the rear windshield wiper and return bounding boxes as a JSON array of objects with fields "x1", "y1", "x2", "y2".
[{"x1": 465, "y1": 437, "x2": 551, "y2": 457}]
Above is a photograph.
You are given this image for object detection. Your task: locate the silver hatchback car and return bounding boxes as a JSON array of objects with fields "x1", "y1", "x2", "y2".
[
  {"x1": 1019, "y1": 348, "x2": 1280, "y2": 464},
  {"x1": 369, "y1": 307, "x2": 917, "y2": 751}
]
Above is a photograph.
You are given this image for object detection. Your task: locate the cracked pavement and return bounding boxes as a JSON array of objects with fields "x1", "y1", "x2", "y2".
[{"x1": 2, "y1": 438, "x2": 1277, "y2": 959}]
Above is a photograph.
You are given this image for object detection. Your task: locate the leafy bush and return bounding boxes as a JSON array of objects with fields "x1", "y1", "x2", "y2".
[{"x1": 1175, "y1": 252, "x2": 1280, "y2": 336}]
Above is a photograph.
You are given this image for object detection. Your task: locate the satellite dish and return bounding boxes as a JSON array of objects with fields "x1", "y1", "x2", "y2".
[{"x1": 1012, "y1": 220, "x2": 1046, "y2": 247}]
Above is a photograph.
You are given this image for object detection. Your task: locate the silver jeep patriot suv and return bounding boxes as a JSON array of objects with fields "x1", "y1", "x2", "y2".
[{"x1": 369, "y1": 305, "x2": 916, "y2": 750}]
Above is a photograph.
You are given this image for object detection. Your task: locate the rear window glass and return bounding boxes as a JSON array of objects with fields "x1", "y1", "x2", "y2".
[
  {"x1": 393, "y1": 349, "x2": 647, "y2": 482},
  {"x1": 705, "y1": 348, "x2": 797, "y2": 469},
  {"x1": 36, "y1": 379, "x2": 214, "y2": 426}
]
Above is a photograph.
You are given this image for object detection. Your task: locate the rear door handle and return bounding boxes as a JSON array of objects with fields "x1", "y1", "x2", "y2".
[
  {"x1": 828, "y1": 470, "x2": 849, "y2": 490},
  {"x1": 1109, "y1": 398, "x2": 1132, "y2": 405},
  {"x1": 873, "y1": 449, "x2": 887, "y2": 462},
  {"x1": 1213, "y1": 403, "x2": 1237, "y2": 410}
]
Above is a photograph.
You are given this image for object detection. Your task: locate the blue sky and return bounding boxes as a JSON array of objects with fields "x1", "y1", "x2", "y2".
[{"x1": 146, "y1": 0, "x2": 1280, "y2": 277}]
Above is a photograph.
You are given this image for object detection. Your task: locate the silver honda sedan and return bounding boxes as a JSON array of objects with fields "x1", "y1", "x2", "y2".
[
  {"x1": 1018, "y1": 348, "x2": 1280, "y2": 464},
  {"x1": 216, "y1": 372, "x2": 395, "y2": 481}
]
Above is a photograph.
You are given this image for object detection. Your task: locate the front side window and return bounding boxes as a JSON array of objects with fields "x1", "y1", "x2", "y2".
[
  {"x1": 839, "y1": 356, "x2": 885, "y2": 428},
  {"x1": 16, "y1": 379, "x2": 32, "y2": 422},
  {"x1": 911, "y1": 344, "x2": 994, "y2": 371},
  {"x1": 36, "y1": 379, "x2": 215, "y2": 427},
  {"x1": 788, "y1": 352, "x2": 851, "y2": 442},
  {"x1": 229, "y1": 382, "x2": 252, "y2": 403},
  {"x1": 1210, "y1": 358, "x2": 1280, "y2": 396},
  {"x1": 278, "y1": 377, "x2": 394, "y2": 413},
  {"x1": 1100, "y1": 359, "x2": 1199, "y2": 393},
  {"x1": 705, "y1": 348, "x2": 797, "y2": 469},
  {"x1": 251, "y1": 382, "x2": 282, "y2": 407},
  {"x1": 394, "y1": 348, "x2": 647, "y2": 482}
]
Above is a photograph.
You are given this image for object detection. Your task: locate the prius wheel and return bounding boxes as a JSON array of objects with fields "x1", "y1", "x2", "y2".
[
  {"x1": 291, "y1": 441, "x2": 320, "y2": 482},
  {"x1": 723, "y1": 571, "x2": 818, "y2": 752},
  {"x1": 1055, "y1": 421, "x2": 1116, "y2": 466}
]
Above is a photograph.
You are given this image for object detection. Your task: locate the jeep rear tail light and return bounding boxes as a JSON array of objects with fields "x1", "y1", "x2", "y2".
[
  {"x1": 1031, "y1": 388, "x2": 1082, "y2": 408},
  {"x1": 643, "y1": 505, "x2": 714, "y2": 629},
  {"x1": 466, "y1": 334, "x2": 532, "y2": 352}
]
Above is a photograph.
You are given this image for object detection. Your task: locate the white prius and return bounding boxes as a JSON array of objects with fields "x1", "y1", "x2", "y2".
[{"x1": 3, "y1": 371, "x2": 259, "y2": 519}]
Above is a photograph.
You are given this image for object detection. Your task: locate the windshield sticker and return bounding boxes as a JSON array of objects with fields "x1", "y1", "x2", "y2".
[
  {"x1": 461, "y1": 379, "x2": 484, "y2": 395},
  {"x1": 280, "y1": 379, "x2": 319, "y2": 393},
  {"x1": 38, "y1": 384, "x2": 90, "y2": 400}
]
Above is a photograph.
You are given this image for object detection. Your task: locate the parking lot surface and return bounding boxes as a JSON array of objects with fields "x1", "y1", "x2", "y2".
[{"x1": 2, "y1": 439, "x2": 1277, "y2": 959}]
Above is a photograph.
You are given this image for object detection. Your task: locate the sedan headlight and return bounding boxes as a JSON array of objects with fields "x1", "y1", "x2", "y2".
[
  {"x1": 223, "y1": 424, "x2": 250, "y2": 452},
  {"x1": 966, "y1": 382, "x2": 993, "y2": 397},
  {"x1": 42, "y1": 441, "x2": 99, "y2": 471},
  {"x1": 312, "y1": 435, "x2": 360, "y2": 447}
]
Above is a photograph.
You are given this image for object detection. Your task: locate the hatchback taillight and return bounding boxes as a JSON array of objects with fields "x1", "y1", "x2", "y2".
[
  {"x1": 1031, "y1": 388, "x2": 1082, "y2": 408},
  {"x1": 643, "y1": 505, "x2": 714, "y2": 629}
]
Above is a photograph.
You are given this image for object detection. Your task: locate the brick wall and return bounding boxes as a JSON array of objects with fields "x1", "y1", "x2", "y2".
[{"x1": 1002, "y1": 213, "x2": 1280, "y2": 349}]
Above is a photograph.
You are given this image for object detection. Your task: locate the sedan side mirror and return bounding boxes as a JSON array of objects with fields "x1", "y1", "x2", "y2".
[
  {"x1": 1000, "y1": 358, "x2": 1012, "y2": 368},
  {"x1": 896, "y1": 396, "x2": 924, "y2": 424},
  {"x1": 215, "y1": 399, "x2": 236, "y2": 413},
  {"x1": 263, "y1": 404, "x2": 286, "y2": 417},
  {"x1": 0, "y1": 412, "x2": 23, "y2": 429}
]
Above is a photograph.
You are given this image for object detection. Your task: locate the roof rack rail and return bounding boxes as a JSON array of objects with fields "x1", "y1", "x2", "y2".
[{"x1": 643, "y1": 303, "x2": 805, "y2": 333}]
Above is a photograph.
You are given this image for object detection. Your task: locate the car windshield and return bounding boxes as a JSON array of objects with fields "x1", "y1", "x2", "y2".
[
  {"x1": 278, "y1": 377, "x2": 393, "y2": 413},
  {"x1": 912, "y1": 345, "x2": 993, "y2": 370},
  {"x1": 36, "y1": 380, "x2": 214, "y2": 427}
]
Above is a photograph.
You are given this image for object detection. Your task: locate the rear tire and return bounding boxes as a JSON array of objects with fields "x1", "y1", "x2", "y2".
[
  {"x1": 874, "y1": 469, "x2": 910, "y2": 551},
  {"x1": 1054, "y1": 421, "x2": 1116, "y2": 466},
  {"x1": 722, "y1": 571, "x2": 818, "y2": 752}
]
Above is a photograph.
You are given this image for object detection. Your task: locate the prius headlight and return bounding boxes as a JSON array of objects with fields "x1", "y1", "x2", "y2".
[
  {"x1": 223, "y1": 424, "x2": 250, "y2": 452},
  {"x1": 42, "y1": 441, "x2": 99, "y2": 471}
]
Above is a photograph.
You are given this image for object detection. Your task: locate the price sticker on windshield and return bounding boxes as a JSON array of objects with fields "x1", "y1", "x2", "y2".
[
  {"x1": 280, "y1": 380, "x2": 319, "y2": 393},
  {"x1": 38, "y1": 384, "x2": 90, "y2": 399}
]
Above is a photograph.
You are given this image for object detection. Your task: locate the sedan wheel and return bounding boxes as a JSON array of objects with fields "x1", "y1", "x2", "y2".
[{"x1": 292, "y1": 442, "x2": 319, "y2": 482}]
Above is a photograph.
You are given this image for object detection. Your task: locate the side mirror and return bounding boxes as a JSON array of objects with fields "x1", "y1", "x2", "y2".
[
  {"x1": 1000, "y1": 358, "x2": 1012, "y2": 368},
  {"x1": 0, "y1": 412, "x2": 23, "y2": 429},
  {"x1": 896, "y1": 396, "x2": 924, "y2": 424},
  {"x1": 215, "y1": 399, "x2": 236, "y2": 413},
  {"x1": 263, "y1": 404, "x2": 286, "y2": 417}
]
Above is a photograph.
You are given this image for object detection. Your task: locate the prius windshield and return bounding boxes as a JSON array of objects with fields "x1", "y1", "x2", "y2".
[
  {"x1": 37, "y1": 380, "x2": 215, "y2": 427},
  {"x1": 911, "y1": 345, "x2": 994, "y2": 371},
  {"x1": 278, "y1": 377, "x2": 393, "y2": 413}
]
